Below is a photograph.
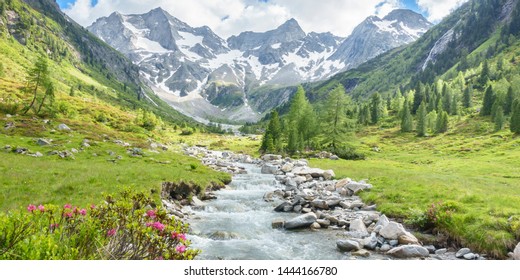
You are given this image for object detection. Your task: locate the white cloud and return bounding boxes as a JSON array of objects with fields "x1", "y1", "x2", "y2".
[
  {"x1": 417, "y1": 0, "x2": 469, "y2": 22},
  {"x1": 63, "y1": 0, "x2": 406, "y2": 38}
]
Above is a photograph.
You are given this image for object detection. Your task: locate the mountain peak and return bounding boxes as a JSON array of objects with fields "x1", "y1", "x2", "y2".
[
  {"x1": 383, "y1": 9, "x2": 431, "y2": 24},
  {"x1": 277, "y1": 18, "x2": 304, "y2": 33}
]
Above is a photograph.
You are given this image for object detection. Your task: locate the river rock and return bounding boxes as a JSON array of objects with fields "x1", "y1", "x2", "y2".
[
  {"x1": 272, "y1": 218, "x2": 285, "y2": 229},
  {"x1": 352, "y1": 249, "x2": 370, "y2": 257},
  {"x1": 380, "y1": 222, "x2": 407, "y2": 240},
  {"x1": 375, "y1": 215, "x2": 390, "y2": 228},
  {"x1": 464, "y1": 253, "x2": 477, "y2": 260},
  {"x1": 424, "y1": 245, "x2": 436, "y2": 254},
  {"x1": 346, "y1": 182, "x2": 372, "y2": 194},
  {"x1": 58, "y1": 123, "x2": 71, "y2": 131},
  {"x1": 293, "y1": 205, "x2": 302, "y2": 212},
  {"x1": 323, "y1": 170, "x2": 335, "y2": 180},
  {"x1": 326, "y1": 199, "x2": 341, "y2": 208},
  {"x1": 311, "y1": 222, "x2": 321, "y2": 230},
  {"x1": 337, "y1": 240, "x2": 361, "y2": 252},
  {"x1": 350, "y1": 218, "x2": 369, "y2": 236},
  {"x1": 284, "y1": 213, "x2": 317, "y2": 230},
  {"x1": 209, "y1": 231, "x2": 240, "y2": 240},
  {"x1": 387, "y1": 245, "x2": 430, "y2": 258},
  {"x1": 281, "y1": 163, "x2": 294, "y2": 173},
  {"x1": 435, "y1": 248, "x2": 447, "y2": 255},
  {"x1": 274, "y1": 202, "x2": 292, "y2": 212},
  {"x1": 380, "y1": 244, "x2": 392, "y2": 252},
  {"x1": 456, "y1": 248, "x2": 472, "y2": 258},
  {"x1": 398, "y1": 232, "x2": 420, "y2": 245},
  {"x1": 261, "y1": 164, "x2": 279, "y2": 174},
  {"x1": 311, "y1": 199, "x2": 329, "y2": 210},
  {"x1": 513, "y1": 242, "x2": 520, "y2": 260},
  {"x1": 317, "y1": 219, "x2": 331, "y2": 228},
  {"x1": 363, "y1": 234, "x2": 378, "y2": 250},
  {"x1": 262, "y1": 154, "x2": 282, "y2": 161}
]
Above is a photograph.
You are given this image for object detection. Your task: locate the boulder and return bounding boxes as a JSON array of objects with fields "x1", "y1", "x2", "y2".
[
  {"x1": 352, "y1": 249, "x2": 371, "y2": 257},
  {"x1": 363, "y1": 234, "x2": 378, "y2": 250},
  {"x1": 398, "y1": 232, "x2": 420, "y2": 245},
  {"x1": 316, "y1": 219, "x2": 331, "y2": 228},
  {"x1": 424, "y1": 245, "x2": 436, "y2": 254},
  {"x1": 435, "y1": 248, "x2": 447, "y2": 255},
  {"x1": 274, "y1": 202, "x2": 292, "y2": 212},
  {"x1": 335, "y1": 179, "x2": 351, "y2": 189},
  {"x1": 349, "y1": 218, "x2": 369, "y2": 236},
  {"x1": 272, "y1": 218, "x2": 285, "y2": 229},
  {"x1": 375, "y1": 215, "x2": 390, "y2": 228},
  {"x1": 281, "y1": 163, "x2": 294, "y2": 173},
  {"x1": 37, "y1": 138, "x2": 51, "y2": 146},
  {"x1": 323, "y1": 170, "x2": 335, "y2": 180},
  {"x1": 455, "y1": 248, "x2": 471, "y2": 258},
  {"x1": 58, "y1": 123, "x2": 71, "y2": 131},
  {"x1": 262, "y1": 154, "x2": 282, "y2": 161},
  {"x1": 387, "y1": 245, "x2": 430, "y2": 258},
  {"x1": 209, "y1": 231, "x2": 240, "y2": 240},
  {"x1": 346, "y1": 182, "x2": 372, "y2": 194},
  {"x1": 284, "y1": 213, "x2": 317, "y2": 230},
  {"x1": 380, "y1": 244, "x2": 392, "y2": 252},
  {"x1": 311, "y1": 199, "x2": 329, "y2": 210},
  {"x1": 310, "y1": 222, "x2": 321, "y2": 230},
  {"x1": 514, "y1": 242, "x2": 520, "y2": 260},
  {"x1": 337, "y1": 240, "x2": 361, "y2": 252},
  {"x1": 464, "y1": 253, "x2": 477, "y2": 260},
  {"x1": 380, "y1": 222, "x2": 408, "y2": 240},
  {"x1": 261, "y1": 164, "x2": 279, "y2": 174}
]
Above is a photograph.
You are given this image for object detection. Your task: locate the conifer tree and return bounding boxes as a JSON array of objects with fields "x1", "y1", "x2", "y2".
[
  {"x1": 323, "y1": 85, "x2": 349, "y2": 151},
  {"x1": 417, "y1": 102, "x2": 427, "y2": 137},
  {"x1": 481, "y1": 85, "x2": 495, "y2": 116},
  {"x1": 436, "y1": 110, "x2": 449, "y2": 134},
  {"x1": 511, "y1": 100, "x2": 520, "y2": 134},
  {"x1": 463, "y1": 84, "x2": 473, "y2": 108},
  {"x1": 400, "y1": 100, "x2": 413, "y2": 132},
  {"x1": 494, "y1": 106, "x2": 505, "y2": 131},
  {"x1": 505, "y1": 86, "x2": 516, "y2": 115},
  {"x1": 479, "y1": 60, "x2": 490, "y2": 87},
  {"x1": 23, "y1": 56, "x2": 51, "y2": 115},
  {"x1": 370, "y1": 92, "x2": 383, "y2": 125}
]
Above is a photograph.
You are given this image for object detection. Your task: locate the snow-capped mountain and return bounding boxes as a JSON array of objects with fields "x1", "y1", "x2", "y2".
[{"x1": 88, "y1": 8, "x2": 431, "y2": 122}]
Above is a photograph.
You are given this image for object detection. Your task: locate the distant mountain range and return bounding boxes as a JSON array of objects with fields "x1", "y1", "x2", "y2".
[{"x1": 88, "y1": 8, "x2": 432, "y2": 123}]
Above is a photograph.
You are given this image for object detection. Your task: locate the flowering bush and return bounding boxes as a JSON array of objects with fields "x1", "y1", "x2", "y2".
[{"x1": 0, "y1": 190, "x2": 198, "y2": 260}]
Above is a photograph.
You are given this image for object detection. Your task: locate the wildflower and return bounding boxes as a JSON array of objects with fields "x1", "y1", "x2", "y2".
[
  {"x1": 177, "y1": 233, "x2": 186, "y2": 241},
  {"x1": 64, "y1": 204, "x2": 72, "y2": 209},
  {"x1": 90, "y1": 204, "x2": 96, "y2": 210},
  {"x1": 38, "y1": 204, "x2": 45, "y2": 212},
  {"x1": 63, "y1": 212, "x2": 73, "y2": 218},
  {"x1": 176, "y1": 245, "x2": 187, "y2": 254},
  {"x1": 146, "y1": 210, "x2": 157, "y2": 218},
  {"x1": 107, "y1": 229, "x2": 117, "y2": 237},
  {"x1": 79, "y1": 209, "x2": 87, "y2": 216},
  {"x1": 27, "y1": 204, "x2": 37, "y2": 212},
  {"x1": 50, "y1": 224, "x2": 59, "y2": 230},
  {"x1": 147, "y1": 221, "x2": 165, "y2": 231}
]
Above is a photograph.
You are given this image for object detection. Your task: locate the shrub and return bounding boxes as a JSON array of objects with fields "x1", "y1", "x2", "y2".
[
  {"x1": 409, "y1": 201, "x2": 457, "y2": 231},
  {"x1": 180, "y1": 128, "x2": 194, "y2": 136},
  {"x1": 0, "y1": 190, "x2": 197, "y2": 260},
  {"x1": 334, "y1": 146, "x2": 366, "y2": 161}
]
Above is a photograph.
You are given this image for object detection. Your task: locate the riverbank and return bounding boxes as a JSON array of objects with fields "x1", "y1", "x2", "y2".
[{"x1": 177, "y1": 146, "x2": 515, "y2": 260}]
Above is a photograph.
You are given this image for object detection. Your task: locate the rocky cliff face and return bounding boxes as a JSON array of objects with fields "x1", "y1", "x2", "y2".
[{"x1": 88, "y1": 8, "x2": 431, "y2": 122}]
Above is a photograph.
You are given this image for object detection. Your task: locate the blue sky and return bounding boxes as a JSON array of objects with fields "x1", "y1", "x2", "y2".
[{"x1": 56, "y1": 0, "x2": 467, "y2": 38}]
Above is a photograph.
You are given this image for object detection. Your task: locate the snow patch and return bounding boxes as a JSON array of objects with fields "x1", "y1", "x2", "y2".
[
  {"x1": 373, "y1": 20, "x2": 398, "y2": 34},
  {"x1": 271, "y1": 43, "x2": 281, "y2": 49}
]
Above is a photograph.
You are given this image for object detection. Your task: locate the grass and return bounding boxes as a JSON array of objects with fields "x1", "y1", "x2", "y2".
[{"x1": 310, "y1": 118, "x2": 520, "y2": 258}]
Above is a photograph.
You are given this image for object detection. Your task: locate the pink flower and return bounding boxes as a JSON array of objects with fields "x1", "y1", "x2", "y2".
[
  {"x1": 171, "y1": 232, "x2": 187, "y2": 241},
  {"x1": 27, "y1": 204, "x2": 37, "y2": 212},
  {"x1": 146, "y1": 221, "x2": 165, "y2": 231},
  {"x1": 146, "y1": 210, "x2": 157, "y2": 218},
  {"x1": 107, "y1": 229, "x2": 117, "y2": 237},
  {"x1": 38, "y1": 204, "x2": 45, "y2": 212},
  {"x1": 63, "y1": 212, "x2": 73, "y2": 218},
  {"x1": 64, "y1": 204, "x2": 72, "y2": 209},
  {"x1": 50, "y1": 224, "x2": 59, "y2": 230},
  {"x1": 90, "y1": 204, "x2": 96, "y2": 210},
  {"x1": 79, "y1": 209, "x2": 87, "y2": 216},
  {"x1": 176, "y1": 245, "x2": 186, "y2": 254}
]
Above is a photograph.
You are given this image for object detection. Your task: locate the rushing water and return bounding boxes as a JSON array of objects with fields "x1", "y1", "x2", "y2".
[{"x1": 187, "y1": 164, "x2": 355, "y2": 260}]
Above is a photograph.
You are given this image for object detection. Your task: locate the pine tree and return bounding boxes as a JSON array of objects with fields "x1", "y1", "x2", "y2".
[
  {"x1": 505, "y1": 86, "x2": 516, "y2": 115},
  {"x1": 481, "y1": 85, "x2": 495, "y2": 116},
  {"x1": 400, "y1": 101, "x2": 413, "y2": 132},
  {"x1": 442, "y1": 84, "x2": 452, "y2": 113},
  {"x1": 494, "y1": 106, "x2": 505, "y2": 131},
  {"x1": 323, "y1": 85, "x2": 349, "y2": 151},
  {"x1": 436, "y1": 110, "x2": 449, "y2": 134},
  {"x1": 450, "y1": 94, "x2": 459, "y2": 115},
  {"x1": 427, "y1": 110, "x2": 438, "y2": 133},
  {"x1": 417, "y1": 102, "x2": 427, "y2": 137},
  {"x1": 511, "y1": 100, "x2": 520, "y2": 134},
  {"x1": 413, "y1": 83, "x2": 425, "y2": 114},
  {"x1": 370, "y1": 92, "x2": 383, "y2": 125},
  {"x1": 463, "y1": 84, "x2": 473, "y2": 108},
  {"x1": 479, "y1": 60, "x2": 490, "y2": 87},
  {"x1": 287, "y1": 85, "x2": 315, "y2": 150},
  {"x1": 260, "y1": 110, "x2": 282, "y2": 153},
  {"x1": 23, "y1": 56, "x2": 51, "y2": 115}
]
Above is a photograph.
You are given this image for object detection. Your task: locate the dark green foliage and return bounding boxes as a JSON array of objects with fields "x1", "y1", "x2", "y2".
[
  {"x1": 436, "y1": 110, "x2": 449, "y2": 134},
  {"x1": 463, "y1": 85, "x2": 473, "y2": 108},
  {"x1": 479, "y1": 60, "x2": 490, "y2": 87},
  {"x1": 400, "y1": 100, "x2": 413, "y2": 133},
  {"x1": 481, "y1": 85, "x2": 495, "y2": 116},
  {"x1": 334, "y1": 145, "x2": 366, "y2": 161},
  {"x1": 505, "y1": 86, "x2": 516, "y2": 115},
  {"x1": 322, "y1": 85, "x2": 350, "y2": 151},
  {"x1": 417, "y1": 102, "x2": 427, "y2": 137},
  {"x1": 370, "y1": 92, "x2": 383, "y2": 124},
  {"x1": 358, "y1": 104, "x2": 371, "y2": 126},
  {"x1": 494, "y1": 105, "x2": 505, "y2": 131},
  {"x1": 260, "y1": 111, "x2": 282, "y2": 153},
  {"x1": 22, "y1": 55, "x2": 52, "y2": 115},
  {"x1": 511, "y1": 100, "x2": 520, "y2": 133},
  {"x1": 413, "y1": 83, "x2": 425, "y2": 114}
]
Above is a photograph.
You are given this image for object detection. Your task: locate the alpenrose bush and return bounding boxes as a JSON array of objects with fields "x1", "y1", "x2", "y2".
[{"x1": 0, "y1": 190, "x2": 198, "y2": 260}]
